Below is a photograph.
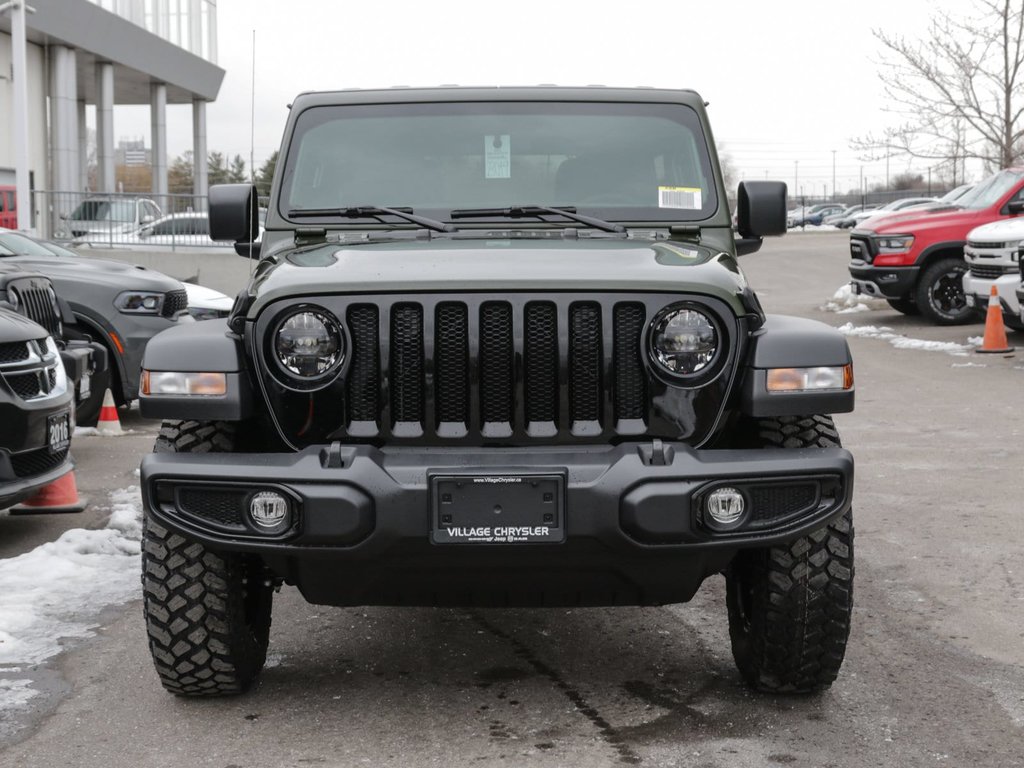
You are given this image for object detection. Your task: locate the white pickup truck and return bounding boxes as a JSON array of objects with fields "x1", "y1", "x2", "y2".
[{"x1": 962, "y1": 218, "x2": 1024, "y2": 330}]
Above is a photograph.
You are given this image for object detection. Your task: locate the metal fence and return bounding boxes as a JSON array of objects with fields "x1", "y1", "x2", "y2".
[{"x1": 29, "y1": 190, "x2": 233, "y2": 250}]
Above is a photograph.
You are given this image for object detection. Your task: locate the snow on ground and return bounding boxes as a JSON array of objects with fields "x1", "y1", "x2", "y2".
[
  {"x1": 837, "y1": 323, "x2": 974, "y2": 356},
  {"x1": 820, "y1": 284, "x2": 887, "y2": 314},
  {"x1": 0, "y1": 488, "x2": 143, "y2": 712}
]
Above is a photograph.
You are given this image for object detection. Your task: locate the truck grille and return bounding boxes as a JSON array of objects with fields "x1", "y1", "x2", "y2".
[
  {"x1": 969, "y1": 264, "x2": 1012, "y2": 280},
  {"x1": 260, "y1": 293, "x2": 740, "y2": 447},
  {"x1": 9, "y1": 280, "x2": 61, "y2": 337},
  {"x1": 0, "y1": 342, "x2": 29, "y2": 365},
  {"x1": 162, "y1": 289, "x2": 188, "y2": 318}
]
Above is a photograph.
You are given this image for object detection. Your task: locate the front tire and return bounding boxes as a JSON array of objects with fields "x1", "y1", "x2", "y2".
[
  {"x1": 885, "y1": 296, "x2": 920, "y2": 316},
  {"x1": 142, "y1": 420, "x2": 273, "y2": 696},
  {"x1": 915, "y1": 257, "x2": 972, "y2": 325},
  {"x1": 725, "y1": 415, "x2": 854, "y2": 694}
]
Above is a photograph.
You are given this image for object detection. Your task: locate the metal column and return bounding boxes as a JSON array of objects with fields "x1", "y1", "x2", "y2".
[
  {"x1": 6, "y1": 0, "x2": 32, "y2": 231},
  {"x1": 150, "y1": 82, "x2": 168, "y2": 205},
  {"x1": 95, "y1": 61, "x2": 115, "y2": 193},
  {"x1": 192, "y1": 97, "x2": 208, "y2": 202},
  {"x1": 49, "y1": 45, "x2": 79, "y2": 206}
]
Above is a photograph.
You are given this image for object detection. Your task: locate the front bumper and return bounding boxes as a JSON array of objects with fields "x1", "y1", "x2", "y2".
[
  {"x1": 849, "y1": 260, "x2": 919, "y2": 300},
  {"x1": 142, "y1": 441, "x2": 854, "y2": 607},
  {"x1": 963, "y1": 272, "x2": 1022, "y2": 317}
]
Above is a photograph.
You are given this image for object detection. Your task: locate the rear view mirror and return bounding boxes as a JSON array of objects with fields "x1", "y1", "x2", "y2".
[
  {"x1": 209, "y1": 184, "x2": 261, "y2": 244},
  {"x1": 737, "y1": 181, "x2": 787, "y2": 238}
]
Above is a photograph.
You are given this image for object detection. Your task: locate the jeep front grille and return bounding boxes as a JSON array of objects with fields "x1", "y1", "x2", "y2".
[{"x1": 259, "y1": 293, "x2": 741, "y2": 447}]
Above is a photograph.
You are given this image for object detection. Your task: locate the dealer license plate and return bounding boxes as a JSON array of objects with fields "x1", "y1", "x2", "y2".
[
  {"x1": 47, "y1": 411, "x2": 71, "y2": 455},
  {"x1": 430, "y1": 474, "x2": 564, "y2": 545}
]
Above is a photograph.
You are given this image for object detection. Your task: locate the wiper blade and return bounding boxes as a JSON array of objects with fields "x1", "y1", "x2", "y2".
[
  {"x1": 449, "y1": 205, "x2": 626, "y2": 233},
  {"x1": 288, "y1": 205, "x2": 456, "y2": 233}
]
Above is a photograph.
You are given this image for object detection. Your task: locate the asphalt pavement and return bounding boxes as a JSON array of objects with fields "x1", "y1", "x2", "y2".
[{"x1": 1, "y1": 230, "x2": 1022, "y2": 767}]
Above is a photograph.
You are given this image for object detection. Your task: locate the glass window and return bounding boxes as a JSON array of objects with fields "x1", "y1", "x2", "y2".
[
  {"x1": 958, "y1": 170, "x2": 1024, "y2": 210},
  {"x1": 281, "y1": 101, "x2": 718, "y2": 223},
  {"x1": 69, "y1": 199, "x2": 137, "y2": 223},
  {"x1": 0, "y1": 233, "x2": 58, "y2": 257}
]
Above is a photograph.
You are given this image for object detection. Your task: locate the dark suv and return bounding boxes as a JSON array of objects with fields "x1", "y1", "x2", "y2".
[{"x1": 138, "y1": 87, "x2": 856, "y2": 698}]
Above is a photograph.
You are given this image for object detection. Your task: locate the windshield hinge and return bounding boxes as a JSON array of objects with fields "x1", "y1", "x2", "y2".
[{"x1": 668, "y1": 225, "x2": 701, "y2": 241}]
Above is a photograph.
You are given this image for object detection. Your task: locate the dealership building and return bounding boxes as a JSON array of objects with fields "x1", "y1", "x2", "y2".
[{"x1": 0, "y1": 0, "x2": 224, "y2": 227}]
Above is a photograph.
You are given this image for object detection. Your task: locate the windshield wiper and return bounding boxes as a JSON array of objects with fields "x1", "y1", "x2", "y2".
[
  {"x1": 288, "y1": 205, "x2": 456, "y2": 233},
  {"x1": 449, "y1": 205, "x2": 626, "y2": 234}
]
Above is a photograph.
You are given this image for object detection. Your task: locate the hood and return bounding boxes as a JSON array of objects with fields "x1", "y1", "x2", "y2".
[
  {"x1": 184, "y1": 283, "x2": 233, "y2": 311},
  {"x1": 966, "y1": 217, "x2": 1024, "y2": 242},
  {"x1": 0, "y1": 305, "x2": 47, "y2": 343},
  {"x1": 2, "y1": 253, "x2": 183, "y2": 293},
  {"x1": 250, "y1": 237, "x2": 749, "y2": 315},
  {"x1": 856, "y1": 207, "x2": 990, "y2": 236}
]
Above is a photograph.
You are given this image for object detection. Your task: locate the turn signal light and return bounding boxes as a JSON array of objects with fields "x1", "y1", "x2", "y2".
[
  {"x1": 766, "y1": 364, "x2": 853, "y2": 393},
  {"x1": 142, "y1": 370, "x2": 227, "y2": 396}
]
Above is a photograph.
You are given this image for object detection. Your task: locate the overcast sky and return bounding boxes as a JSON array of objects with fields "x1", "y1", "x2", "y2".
[{"x1": 116, "y1": 0, "x2": 967, "y2": 197}]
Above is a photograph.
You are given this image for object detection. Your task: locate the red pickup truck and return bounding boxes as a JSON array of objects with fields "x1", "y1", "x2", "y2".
[{"x1": 849, "y1": 169, "x2": 1024, "y2": 324}]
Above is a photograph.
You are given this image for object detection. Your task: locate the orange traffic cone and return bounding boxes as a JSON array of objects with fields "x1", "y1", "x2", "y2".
[
  {"x1": 976, "y1": 285, "x2": 1015, "y2": 354},
  {"x1": 10, "y1": 469, "x2": 88, "y2": 514},
  {"x1": 96, "y1": 389, "x2": 124, "y2": 435}
]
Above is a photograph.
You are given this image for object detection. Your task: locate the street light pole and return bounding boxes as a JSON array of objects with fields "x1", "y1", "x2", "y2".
[
  {"x1": 0, "y1": 1, "x2": 35, "y2": 232},
  {"x1": 831, "y1": 149, "x2": 837, "y2": 201}
]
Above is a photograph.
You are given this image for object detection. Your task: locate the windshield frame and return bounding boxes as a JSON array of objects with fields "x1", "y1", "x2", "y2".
[{"x1": 278, "y1": 99, "x2": 722, "y2": 228}]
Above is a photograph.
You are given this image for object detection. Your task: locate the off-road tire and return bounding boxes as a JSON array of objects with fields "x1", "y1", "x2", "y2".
[
  {"x1": 915, "y1": 257, "x2": 972, "y2": 325},
  {"x1": 726, "y1": 415, "x2": 854, "y2": 694},
  {"x1": 143, "y1": 420, "x2": 272, "y2": 696},
  {"x1": 885, "y1": 296, "x2": 919, "y2": 316}
]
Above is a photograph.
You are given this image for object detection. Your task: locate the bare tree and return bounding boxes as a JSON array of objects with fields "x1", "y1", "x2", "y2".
[{"x1": 853, "y1": 0, "x2": 1024, "y2": 171}]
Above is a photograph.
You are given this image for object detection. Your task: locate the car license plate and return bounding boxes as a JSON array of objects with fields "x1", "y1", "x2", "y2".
[
  {"x1": 47, "y1": 411, "x2": 71, "y2": 455},
  {"x1": 430, "y1": 474, "x2": 564, "y2": 545}
]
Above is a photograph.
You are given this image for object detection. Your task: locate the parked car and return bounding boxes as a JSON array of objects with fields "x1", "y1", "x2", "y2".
[
  {"x1": 0, "y1": 186, "x2": 17, "y2": 229},
  {"x1": 847, "y1": 197, "x2": 938, "y2": 228},
  {"x1": 792, "y1": 203, "x2": 846, "y2": 227},
  {"x1": 849, "y1": 168, "x2": 1024, "y2": 324},
  {"x1": 0, "y1": 263, "x2": 107, "y2": 420},
  {"x1": 56, "y1": 196, "x2": 162, "y2": 244},
  {"x1": 832, "y1": 204, "x2": 880, "y2": 229},
  {"x1": 0, "y1": 306, "x2": 74, "y2": 511},
  {"x1": 0, "y1": 230, "x2": 189, "y2": 423},
  {"x1": 182, "y1": 282, "x2": 233, "y2": 320},
  {"x1": 116, "y1": 212, "x2": 225, "y2": 251},
  {"x1": 786, "y1": 205, "x2": 812, "y2": 227},
  {"x1": 961, "y1": 218, "x2": 1024, "y2": 330}
]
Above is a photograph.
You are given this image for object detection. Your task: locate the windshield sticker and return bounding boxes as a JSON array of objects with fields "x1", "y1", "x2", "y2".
[
  {"x1": 658, "y1": 186, "x2": 702, "y2": 210},
  {"x1": 485, "y1": 135, "x2": 511, "y2": 179}
]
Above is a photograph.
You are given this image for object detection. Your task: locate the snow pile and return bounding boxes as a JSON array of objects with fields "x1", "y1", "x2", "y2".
[
  {"x1": 820, "y1": 284, "x2": 883, "y2": 314},
  {"x1": 0, "y1": 488, "x2": 143, "y2": 710},
  {"x1": 838, "y1": 323, "x2": 973, "y2": 356}
]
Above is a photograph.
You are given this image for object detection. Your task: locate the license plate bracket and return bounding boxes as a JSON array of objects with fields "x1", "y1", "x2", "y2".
[
  {"x1": 47, "y1": 411, "x2": 71, "y2": 455},
  {"x1": 430, "y1": 473, "x2": 564, "y2": 545}
]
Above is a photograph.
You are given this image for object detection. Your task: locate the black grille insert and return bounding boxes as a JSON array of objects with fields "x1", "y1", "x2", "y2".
[
  {"x1": 569, "y1": 303, "x2": 602, "y2": 427},
  {"x1": 613, "y1": 303, "x2": 647, "y2": 424},
  {"x1": 0, "y1": 342, "x2": 28, "y2": 365},
  {"x1": 346, "y1": 305, "x2": 380, "y2": 424},
  {"x1": 390, "y1": 303, "x2": 424, "y2": 429},
  {"x1": 162, "y1": 289, "x2": 188, "y2": 318},
  {"x1": 434, "y1": 302, "x2": 469, "y2": 428},
  {"x1": 6, "y1": 371, "x2": 42, "y2": 399},
  {"x1": 178, "y1": 488, "x2": 247, "y2": 530},
  {"x1": 523, "y1": 302, "x2": 559, "y2": 431},
  {"x1": 479, "y1": 302, "x2": 514, "y2": 429},
  {"x1": 10, "y1": 446, "x2": 69, "y2": 479}
]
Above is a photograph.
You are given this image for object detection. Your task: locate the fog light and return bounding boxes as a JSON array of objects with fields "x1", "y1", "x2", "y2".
[
  {"x1": 248, "y1": 491, "x2": 291, "y2": 532},
  {"x1": 706, "y1": 487, "x2": 745, "y2": 528}
]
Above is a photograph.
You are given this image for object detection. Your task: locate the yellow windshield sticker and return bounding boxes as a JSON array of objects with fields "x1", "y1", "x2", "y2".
[{"x1": 658, "y1": 186, "x2": 702, "y2": 210}]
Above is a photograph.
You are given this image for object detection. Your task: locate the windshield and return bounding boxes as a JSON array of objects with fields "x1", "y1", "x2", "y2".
[
  {"x1": 955, "y1": 170, "x2": 1024, "y2": 210},
  {"x1": 69, "y1": 199, "x2": 136, "y2": 223},
  {"x1": 281, "y1": 101, "x2": 719, "y2": 224},
  {"x1": 0, "y1": 232, "x2": 60, "y2": 257}
]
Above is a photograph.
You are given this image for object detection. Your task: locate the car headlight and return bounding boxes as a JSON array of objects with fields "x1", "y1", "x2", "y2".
[
  {"x1": 876, "y1": 235, "x2": 914, "y2": 253},
  {"x1": 649, "y1": 307, "x2": 719, "y2": 378},
  {"x1": 273, "y1": 310, "x2": 344, "y2": 387},
  {"x1": 114, "y1": 291, "x2": 165, "y2": 314}
]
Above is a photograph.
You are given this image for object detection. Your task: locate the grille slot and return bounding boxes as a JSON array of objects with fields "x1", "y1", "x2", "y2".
[
  {"x1": 523, "y1": 302, "x2": 559, "y2": 432},
  {"x1": 6, "y1": 371, "x2": 42, "y2": 399},
  {"x1": 969, "y1": 264, "x2": 1010, "y2": 280},
  {"x1": 434, "y1": 302, "x2": 470, "y2": 429},
  {"x1": 613, "y1": 303, "x2": 648, "y2": 424},
  {"x1": 479, "y1": 302, "x2": 514, "y2": 430},
  {"x1": 178, "y1": 488, "x2": 247, "y2": 530},
  {"x1": 15, "y1": 286, "x2": 61, "y2": 337},
  {"x1": 0, "y1": 342, "x2": 28, "y2": 365},
  {"x1": 748, "y1": 483, "x2": 819, "y2": 526},
  {"x1": 569, "y1": 303, "x2": 602, "y2": 428},
  {"x1": 390, "y1": 303, "x2": 424, "y2": 430},
  {"x1": 10, "y1": 445, "x2": 69, "y2": 479},
  {"x1": 346, "y1": 305, "x2": 380, "y2": 425}
]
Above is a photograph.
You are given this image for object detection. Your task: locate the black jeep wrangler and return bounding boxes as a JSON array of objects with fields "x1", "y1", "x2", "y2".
[{"x1": 139, "y1": 87, "x2": 855, "y2": 697}]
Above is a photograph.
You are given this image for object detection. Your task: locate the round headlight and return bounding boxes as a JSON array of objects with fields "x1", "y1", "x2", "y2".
[
  {"x1": 651, "y1": 308, "x2": 718, "y2": 376},
  {"x1": 274, "y1": 310, "x2": 344, "y2": 380}
]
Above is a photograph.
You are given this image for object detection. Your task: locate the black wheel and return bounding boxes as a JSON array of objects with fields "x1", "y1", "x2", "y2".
[
  {"x1": 1004, "y1": 314, "x2": 1024, "y2": 332},
  {"x1": 725, "y1": 415, "x2": 854, "y2": 694},
  {"x1": 915, "y1": 257, "x2": 972, "y2": 325},
  {"x1": 142, "y1": 420, "x2": 273, "y2": 696},
  {"x1": 885, "y1": 296, "x2": 920, "y2": 316}
]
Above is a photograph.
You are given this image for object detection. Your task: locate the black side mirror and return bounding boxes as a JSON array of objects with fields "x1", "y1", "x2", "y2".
[
  {"x1": 737, "y1": 180, "x2": 787, "y2": 238},
  {"x1": 209, "y1": 184, "x2": 260, "y2": 244},
  {"x1": 1007, "y1": 199, "x2": 1024, "y2": 214}
]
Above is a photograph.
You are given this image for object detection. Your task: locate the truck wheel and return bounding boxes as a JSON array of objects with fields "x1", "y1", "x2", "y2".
[
  {"x1": 1003, "y1": 314, "x2": 1024, "y2": 332},
  {"x1": 915, "y1": 258, "x2": 971, "y2": 325},
  {"x1": 885, "y1": 296, "x2": 919, "y2": 316},
  {"x1": 725, "y1": 415, "x2": 854, "y2": 694},
  {"x1": 142, "y1": 420, "x2": 272, "y2": 696}
]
